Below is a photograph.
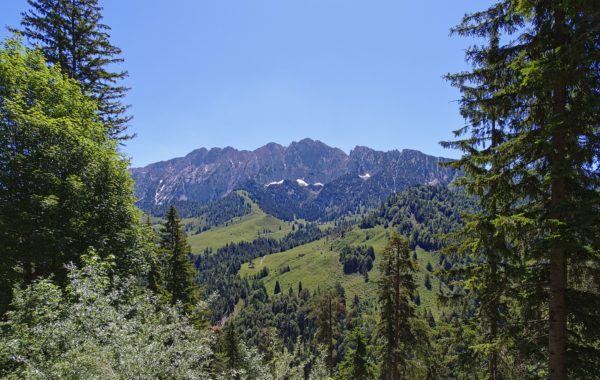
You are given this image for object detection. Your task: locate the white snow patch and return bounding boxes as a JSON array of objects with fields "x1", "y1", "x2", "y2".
[
  {"x1": 266, "y1": 180, "x2": 284, "y2": 187},
  {"x1": 313, "y1": 182, "x2": 324, "y2": 187},
  {"x1": 359, "y1": 173, "x2": 371, "y2": 180},
  {"x1": 296, "y1": 179, "x2": 309, "y2": 187},
  {"x1": 154, "y1": 184, "x2": 167, "y2": 204}
]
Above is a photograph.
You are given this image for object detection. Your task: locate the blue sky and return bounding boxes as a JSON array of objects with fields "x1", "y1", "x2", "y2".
[{"x1": 0, "y1": 1, "x2": 493, "y2": 167}]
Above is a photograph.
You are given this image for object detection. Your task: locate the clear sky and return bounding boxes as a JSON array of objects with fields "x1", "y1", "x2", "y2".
[{"x1": 0, "y1": 1, "x2": 494, "y2": 167}]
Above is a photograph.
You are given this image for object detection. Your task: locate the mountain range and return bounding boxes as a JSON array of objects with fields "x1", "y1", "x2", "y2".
[{"x1": 131, "y1": 138, "x2": 459, "y2": 220}]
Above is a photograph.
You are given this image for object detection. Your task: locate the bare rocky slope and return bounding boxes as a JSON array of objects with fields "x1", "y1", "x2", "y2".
[{"x1": 131, "y1": 138, "x2": 458, "y2": 219}]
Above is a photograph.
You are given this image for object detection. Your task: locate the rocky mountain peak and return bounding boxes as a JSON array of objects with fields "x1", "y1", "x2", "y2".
[{"x1": 130, "y1": 139, "x2": 458, "y2": 210}]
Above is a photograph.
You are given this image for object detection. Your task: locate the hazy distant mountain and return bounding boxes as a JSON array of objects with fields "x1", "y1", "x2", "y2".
[{"x1": 130, "y1": 138, "x2": 458, "y2": 219}]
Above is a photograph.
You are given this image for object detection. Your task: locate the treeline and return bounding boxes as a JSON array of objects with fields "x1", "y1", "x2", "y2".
[
  {"x1": 0, "y1": 2, "x2": 332, "y2": 377},
  {"x1": 360, "y1": 185, "x2": 475, "y2": 250},
  {"x1": 243, "y1": 177, "x2": 403, "y2": 222},
  {"x1": 195, "y1": 223, "x2": 324, "y2": 322},
  {"x1": 150, "y1": 191, "x2": 252, "y2": 228},
  {"x1": 1, "y1": 0, "x2": 598, "y2": 378},
  {"x1": 235, "y1": 232, "x2": 445, "y2": 378},
  {"x1": 242, "y1": 180, "x2": 323, "y2": 221},
  {"x1": 338, "y1": 245, "x2": 375, "y2": 276}
]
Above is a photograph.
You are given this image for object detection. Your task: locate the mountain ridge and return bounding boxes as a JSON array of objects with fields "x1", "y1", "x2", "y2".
[{"x1": 131, "y1": 138, "x2": 458, "y2": 214}]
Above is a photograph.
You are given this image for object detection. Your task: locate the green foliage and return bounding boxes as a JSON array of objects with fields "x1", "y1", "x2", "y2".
[
  {"x1": 274, "y1": 280, "x2": 281, "y2": 294},
  {"x1": 187, "y1": 192, "x2": 293, "y2": 253},
  {"x1": 313, "y1": 290, "x2": 346, "y2": 376},
  {"x1": 444, "y1": 1, "x2": 600, "y2": 378},
  {"x1": 336, "y1": 329, "x2": 373, "y2": 380},
  {"x1": 151, "y1": 191, "x2": 252, "y2": 226},
  {"x1": 222, "y1": 321, "x2": 243, "y2": 373},
  {"x1": 156, "y1": 206, "x2": 201, "y2": 315},
  {"x1": 0, "y1": 252, "x2": 214, "y2": 379},
  {"x1": 0, "y1": 38, "x2": 147, "y2": 313},
  {"x1": 377, "y1": 232, "x2": 430, "y2": 380},
  {"x1": 360, "y1": 185, "x2": 476, "y2": 250},
  {"x1": 339, "y1": 245, "x2": 375, "y2": 276},
  {"x1": 196, "y1": 222, "x2": 323, "y2": 322},
  {"x1": 14, "y1": 0, "x2": 132, "y2": 138},
  {"x1": 0, "y1": 252, "x2": 333, "y2": 379}
]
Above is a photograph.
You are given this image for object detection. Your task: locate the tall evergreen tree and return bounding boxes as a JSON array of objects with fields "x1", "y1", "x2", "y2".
[
  {"x1": 376, "y1": 232, "x2": 419, "y2": 380},
  {"x1": 159, "y1": 206, "x2": 199, "y2": 309},
  {"x1": 338, "y1": 328, "x2": 372, "y2": 380},
  {"x1": 445, "y1": 2, "x2": 600, "y2": 378},
  {"x1": 442, "y1": 13, "x2": 515, "y2": 378},
  {"x1": 313, "y1": 289, "x2": 346, "y2": 376},
  {"x1": 13, "y1": 0, "x2": 131, "y2": 139},
  {"x1": 222, "y1": 321, "x2": 242, "y2": 375}
]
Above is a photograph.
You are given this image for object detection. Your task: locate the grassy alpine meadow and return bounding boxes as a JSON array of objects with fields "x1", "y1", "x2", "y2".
[
  {"x1": 3, "y1": 0, "x2": 597, "y2": 378},
  {"x1": 187, "y1": 192, "x2": 294, "y2": 254},
  {"x1": 239, "y1": 225, "x2": 445, "y2": 315}
]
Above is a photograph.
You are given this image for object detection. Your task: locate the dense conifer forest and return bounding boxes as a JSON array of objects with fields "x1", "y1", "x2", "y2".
[{"x1": 0, "y1": 1, "x2": 598, "y2": 379}]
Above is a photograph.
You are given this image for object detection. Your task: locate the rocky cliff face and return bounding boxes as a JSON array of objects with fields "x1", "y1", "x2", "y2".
[{"x1": 130, "y1": 138, "x2": 457, "y2": 213}]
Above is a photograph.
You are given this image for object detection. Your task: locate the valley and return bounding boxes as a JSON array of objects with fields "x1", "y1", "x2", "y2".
[
  {"x1": 179, "y1": 182, "x2": 460, "y2": 323},
  {"x1": 4, "y1": 0, "x2": 596, "y2": 375}
]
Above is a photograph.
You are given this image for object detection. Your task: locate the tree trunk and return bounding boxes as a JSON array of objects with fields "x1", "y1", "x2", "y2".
[
  {"x1": 548, "y1": 7, "x2": 567, "y2": 380},
  {"x1": 489, "y1": 259, "x2": 499, "y2": 380},
  {"x1": 548, "y1": 245, "x2": 567, "y2": 380},
  {"x1": 23, "y1": 260, "x2": 34, "y2": 284}
]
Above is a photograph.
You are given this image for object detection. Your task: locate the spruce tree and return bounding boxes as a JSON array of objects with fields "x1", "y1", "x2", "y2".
[
  {"x1": 313, "y1": 289, "x2": 346, "y2": 376},
  {"x1": 424, "y1": 272, "x2": 432, "y2": 290},
  {"x1": 376, "y1": 232, "x2": 419, "y2": 380},
  {"x1": 445, "y1": 2, "x2": 600, "y2": 378},
  {"x1": 159, "y1": 206, "x2": 199, "y2": 309},
  {"x1": 222, "y1": 321, "x2": 242, "y2": 374},
  {"x1": 274, "y1": 280, "x2": 281, "y2": 295},
  {"x1": 14, "y1": 0, "x2": 131, "y2": 139},
  {"x1": 442, "y1": 19, "x2": 514, "y2": 377},
  {"x1": 338, "y1": 328, "x2": 372, "y2": 380}
]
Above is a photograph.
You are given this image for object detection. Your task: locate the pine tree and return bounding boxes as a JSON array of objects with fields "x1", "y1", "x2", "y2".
[
  {"x1": 337, "y1": 328, "x2": 372, "y2": 380},
  {"x1": 377, "y1": 232, "x2": 419, "y2": 380},
  {"x1": 313, "y1": 289, "x2": 346, "y2": 376},
  {"x1": 159, "y1": 206, "x2": 199, "y2": 310},
  {"x1": 442, "y1": 13, "x2": 515, "y2": 379},
  {"x1": 445, "y1": 2, "x2": 600, "y2": 378},
  {"x1": 13, "y1": 0, "x2": 131, "y2": 139},
  {"x1": 274, "y1": 280, "x2": 281, "y2": 295},
  {"x1": 424, "y1": 273, "x2": 432, "y2": 290},
  {"x1": 222, "y1": 320, "x2": 242, "y2": 377}
]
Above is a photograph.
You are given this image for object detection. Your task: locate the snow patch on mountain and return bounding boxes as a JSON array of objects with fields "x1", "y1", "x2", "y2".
[
  {"x1": 313, "y1": 182, "x2": 324, "y2": 187},
  {"x1": 154, "y1": 184, "x2": 167, "y2": 205},
  {"x1": 359, "y1": 173, "x2": 371, "y2": 180},
  {"x1": 296, "y1": 179, "x2": 309, "y2": 187},
  {"x1": 266, "y1": 180, "x2": 284, "y2": 187}
]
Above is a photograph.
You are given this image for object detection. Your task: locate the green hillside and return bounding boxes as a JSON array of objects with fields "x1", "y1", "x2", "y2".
[
  {"x1": 187, "y1": 191, "x2": 293, "y2": 253},
  {"x1": 239, "y1": 225, "x2": 445, "y2": 315}
]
